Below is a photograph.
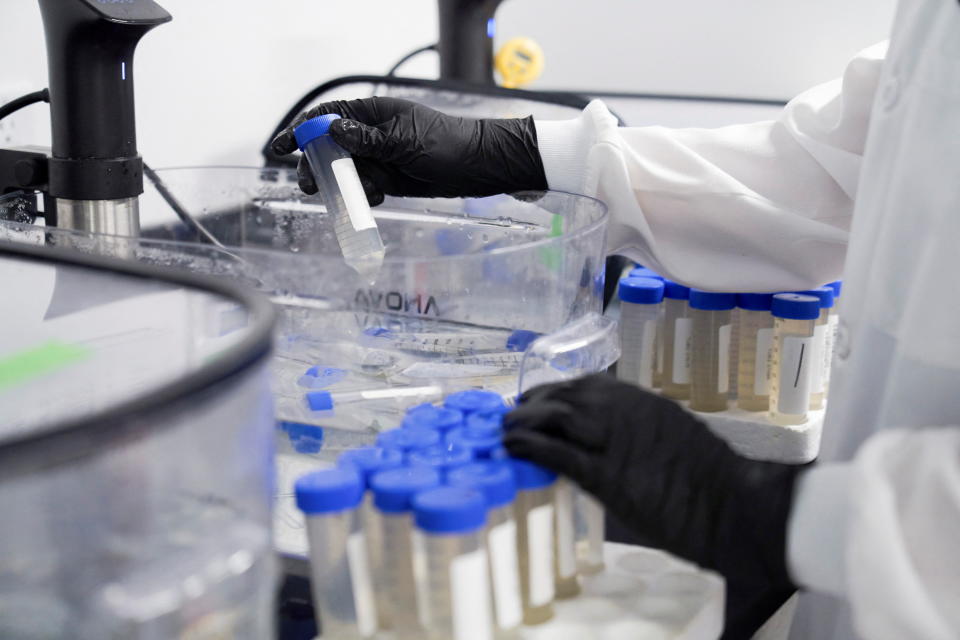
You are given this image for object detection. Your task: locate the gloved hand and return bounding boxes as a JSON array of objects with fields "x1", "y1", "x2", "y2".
[
  {"x1": 270, "y1": 97, "x2": 547, "y2": 205},
  {"x1": 504, "y1": 374, "x2": 804, "y2": 637}
]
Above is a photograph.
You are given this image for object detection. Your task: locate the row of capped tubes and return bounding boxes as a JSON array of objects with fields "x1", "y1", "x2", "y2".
[{"x1": 617, "y1": 268, "x2": 842, "y2": 423}]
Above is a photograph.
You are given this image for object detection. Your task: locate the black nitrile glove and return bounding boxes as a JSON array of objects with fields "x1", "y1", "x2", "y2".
[
  {"x1": 503, "y1": 374, "x2": 804, "y2": 639},
  {"x1": 270, "y1": 97, "x2": 547, "y2": 205}
]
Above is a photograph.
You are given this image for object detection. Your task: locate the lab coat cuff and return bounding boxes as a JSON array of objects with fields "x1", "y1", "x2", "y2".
[
  {"x1": 786, "y1": 463, "x2": 853, "y2": 597},
  {"x1": 535, "y1": 113, "x2": 595, "y2": 194}
]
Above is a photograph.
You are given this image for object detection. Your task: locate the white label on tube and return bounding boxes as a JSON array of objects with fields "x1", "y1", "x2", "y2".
[
  {"x1": 489, "y1": 521, "x2": 523, "y2": 629},
  {"x1": 717, "y1": 324, "x2": 731, "y2": 394},
  {"x1": 810, "y1": 324, "x2": 827, "y2": 394},
  {"x1": 331, "y1": 158, "x2": 377, "y2": 232},
  {"x1": 824, "y1": 317, "x2": 836, "y2": 383},
  {"x1": 754, "y1": 328, "x2": 774, "y2": 396},
  {"x1": 527, "y1": 504, "x2": 555, "y2": 606},
  {"x1": 347, "y1": 531, "x2": 378, "y2": 637},
  {"x1": 555, "y1": 483, "x2": 577, "y2": 579},
  {"x1": 412, "y1": 531, "x2": 431, "y2": 628},
  {"x1": 639, "y1": 319, "x2": 657, "y2": 388},
  {"x1": 656, "y1": 323, "x2": 664, "y2": 374},
  {"x1": 778, "y1": 336, "x2": 813, "y2": 415},
  {"x1": 672, "y1": 318, "x2": 692, "y2": 384},
  {"x1": 451, "y1": 549, "x2": 494, "y2": 640}
]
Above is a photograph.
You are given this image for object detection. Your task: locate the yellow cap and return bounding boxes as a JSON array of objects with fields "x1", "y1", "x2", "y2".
[{"x1": 495, "y1": 37, "x2": 545, "y2": 89}]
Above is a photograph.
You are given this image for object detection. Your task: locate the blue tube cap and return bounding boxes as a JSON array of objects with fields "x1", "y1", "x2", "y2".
[
  {"x1": 402, "y1": 404, "x2": 464, "y2": 432},
  {"x1": 371, "y1": 466, "x2": 441, "y2": 514},
  {"x1": 618, "y1": 276, "x2": 665, "y2": 304},
  {"x1": 509, "y1": 458, "x2": 557, "y2": 490},
  {"x1": 294, "y1": 114, "x2": 341, "y2": 151},
  {"x1": 771, "y1": 293, "x2": 821, "y2": 320},
  {"x1": 447, "y1": 461, "x2": 516, "y2": 508},
  {"x1": 689, "y1": 289, "x2": 737, "y2": 311},
  {"x1": 628, "y1": 267, "x2": 665, "y2": 281},
  {"x1": 337, "y1": 447, "x2": 404, "y2": 486},
  {"x1": 828, "y1": 281, "x2": 843, "y2": 299},
  {"x1": 444, "y1": 390, "x2": 508, "y2": 416},
  {"x1": 446, "y1": 419, "x2": 504, "y2": 459},
  {"x1": 408, "y1": 443, "x2": 474, "y2": 475},
  {"x1": 376, "y1": 427, "x2": 441, "y2": 454},
  {"x1": 737, "y1": 293, "x2": 775, "y2": 311},
  {"x1": 663, "y1": 280, "x2": 691, "y2": 300},
  {"x1": 413, "y1": 487, "x2": 487, "y2": 534},
  {"x1": 295, "y1": 468, "x2": 364, "y2": 515},
  {"x1": 796, "y1": 287, "x2": 835, "y2": 309},
  {"x1": 506, "y1": 329, "x2": 541, "y2": 353}
]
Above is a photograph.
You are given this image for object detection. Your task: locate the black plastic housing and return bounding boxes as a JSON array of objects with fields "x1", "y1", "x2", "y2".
[
  {"x1": 437, "y1": 0, "x2": 503, "y2": 85},
  {"x1": 37, "y1": 0, "x2": 171, "y2": 201}
]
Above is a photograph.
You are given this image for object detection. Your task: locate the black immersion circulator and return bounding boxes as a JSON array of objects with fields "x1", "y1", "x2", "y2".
[{"x1": 37, "y1": 0, "x2": 170, "y2": 233}]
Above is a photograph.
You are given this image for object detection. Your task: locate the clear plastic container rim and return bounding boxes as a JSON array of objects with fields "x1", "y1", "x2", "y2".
[
  {"x1": 147, "y1": 166, "x2": 610, "y2": 265},
  {"x1": 0, "y1": 240, "x2": 276, "y2": 476}
]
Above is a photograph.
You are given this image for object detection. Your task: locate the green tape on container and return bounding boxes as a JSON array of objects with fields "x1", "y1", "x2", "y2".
[
  {"x1": 0, "y1": 340, "x2": 90, "y2": 390},
  {"x1": 539, "y1": 213, "x2": 564, "y2": 271}
]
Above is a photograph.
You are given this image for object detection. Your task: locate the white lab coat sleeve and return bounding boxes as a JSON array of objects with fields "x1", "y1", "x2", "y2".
[
  {"x1": 534, "y1": 43, "x2": 887, "y2": 292},
  {"x1": 787, "y1": 427, "x2": 960, "y2": 640}
]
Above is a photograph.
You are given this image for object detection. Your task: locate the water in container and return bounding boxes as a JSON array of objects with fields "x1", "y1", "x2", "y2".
[
  {"x1": 661, "y1": 281, "x2": 692, "y2": 400},
  {"x1": 412, "y1": 487, "x2": 494, "y2": 640},
  {"x1": 769, "y1": 294, "x2": 820, "y2": 426},
  {"x1": 735, "y1": 293, "x2": 776, "y2": 412},
  {"x1": 797, "y1": 287, "x2": 835, "y2": 410},
  {"x1": 370, "y1": 466, "x2": 442, "y2": 640},
  {"x1": 510, "y1": 458, "x2": 557, "y2": 625},
  {"x1": 296, "y1": 468, "x2": 377, "y2": 639},
  {"x1": 447, "y1": 462, "x2": 524, "y2": 639},
  {"x1": 616, "y1": 276, "x2": 664, "y2": 389},
  {"x1": 294, "y1": 114, "x2": 385, "y2": 277},
  {"x1": 688, "y1": 290, "x2": 736, "y2": 413}
]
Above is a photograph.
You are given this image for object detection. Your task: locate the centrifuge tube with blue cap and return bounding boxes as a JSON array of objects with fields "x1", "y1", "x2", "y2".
[
  {"x1": 294, "y1": 114, "x2": 385, "y2": 277},
  {"x1": 661, "y1": 281, "x2": 692, "y2": 400},
  {"x1": 370, "y1": 466, "x2": 442, "y2": 640},
  {"x1": 688, "y1": 290, "x2": 736, "y2": 413},
  {"x1": 448, "y1": 462, "x2": 523, "y2": 639},
  {"x1": 797, "y1": 286, "x2": 835, "y2": 410},
  {"x1": 736, "y1": 293, "x2": 775, "y2": 412},
  {"x1": 769, "y1": 294, "x2": 820, "y2": 425},
  {"x1": 337, "y1": 447, "x2": 404, "y2": 629},
  {"x1": 412, "y1": 487, "x2": 495, "y2": 640},
  {"x1": 510, "y1": 458, "x2": 556, "y2": 624},
  {"x1": 295, "y1": 468, "x2": 377, "y2": 639},
  {"x1": 616, "y1": 276, "x2": 664, "y2": 389}
]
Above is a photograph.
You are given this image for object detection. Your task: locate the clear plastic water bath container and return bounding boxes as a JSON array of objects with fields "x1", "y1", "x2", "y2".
[
  {"x1": 0, "y1": 167, "x2": 616, "y2": 560},
  {"x1": 0, "y1": 242, "x2": 277, "y2": 639}
]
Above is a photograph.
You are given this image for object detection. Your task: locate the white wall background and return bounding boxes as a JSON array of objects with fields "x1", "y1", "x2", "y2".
[{"x1": 1, "y1": 0, "x2": 896, "y2": 168}]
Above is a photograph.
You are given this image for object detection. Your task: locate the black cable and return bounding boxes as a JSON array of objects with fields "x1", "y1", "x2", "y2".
[
  {"x1": 386, "y1": 43, "x2": 438, "y2": 77},
  {"x1": 0, "y1": 89, "x2": 50, "y2": 122}
]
